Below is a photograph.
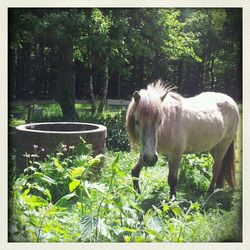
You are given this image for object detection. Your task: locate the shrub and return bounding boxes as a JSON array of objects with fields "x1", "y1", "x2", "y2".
[
  {"x1": 179, "y1": 153, "x2": 213, "y2": 194},
  {"x1": 78, "y1": 111, "x2": 129, "y2": 151}
]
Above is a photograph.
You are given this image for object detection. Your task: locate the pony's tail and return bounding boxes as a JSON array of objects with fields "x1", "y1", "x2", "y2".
[{"x1": 221, "y1": 141, "x2": 236, "y2": 188}]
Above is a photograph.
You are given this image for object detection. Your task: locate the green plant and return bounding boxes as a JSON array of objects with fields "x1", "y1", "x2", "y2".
[
  {"x1": 179, "y1": 153, "x2": 213, "y2": 194},
  {"x1": 9, "y1": 139, "x2": 242, "y2": 242},
  {"x1": 78, "y1": 111, "x2": 129, "y2": 151}
]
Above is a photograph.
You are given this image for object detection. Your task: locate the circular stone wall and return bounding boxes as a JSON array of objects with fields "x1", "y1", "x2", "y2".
[{"x1": 15, "y1": 122, "x2": 107, "y2": 173}]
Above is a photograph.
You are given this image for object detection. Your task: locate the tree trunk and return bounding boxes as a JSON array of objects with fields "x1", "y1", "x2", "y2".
[
  {"x1": 177, "y1": 60, "x2": 183, "y2": 88},
  {"x1": 48, "y1": 47, "x2": 57, "y2": 99},
  {"x1": 88, "y1": 51, "x2": 96, "y2": 114},
  {"x1": 209, "y1": 56, "x2": 215, "y2": 88},
  {"x1": 151, "y1": 50, "x2": 160, "y2": 80},
  {"x1": 98, "y1": 59, "x2": 109, "y2": 113},
  {"x1": 16, "y1": 47, "x2": 25, "y2": 99},
  {"x1": 201, "y1": 48, "x2": 206, "y2": 90},
  {"x1": 35, "y1": 45, "x2": 43, "y2": 100},
  {"x1": 24, "y1": 43, "x2": 32, "y2": 100},
  {"x1": 116, "y1": 72, "x2": 121, "y2": 99},
  {"x1": 137, "y1": 56, "x2": 144, "y2": 89},
  {"x1": 55, "y1": 38, "x2": 78, "y2": 121},
  {"x1": 9, "y1": 47, "x2": 15, "y2": 100}
]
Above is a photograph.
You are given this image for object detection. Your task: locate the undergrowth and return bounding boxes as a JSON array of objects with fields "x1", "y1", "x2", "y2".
[
  {"x1": 8, "y1": 141, "x2": 242, "y2": 242},
  {"x1": 8, "y1": 103, "x2": 242, "y2": 242}
]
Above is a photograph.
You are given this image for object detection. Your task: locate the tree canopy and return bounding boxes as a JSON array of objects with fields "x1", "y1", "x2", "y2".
[{"x1": 9, "y1": 8, "x2": 242, "y2": 119}]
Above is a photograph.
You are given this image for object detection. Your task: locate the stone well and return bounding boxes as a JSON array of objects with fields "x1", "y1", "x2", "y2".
[{"x1": 15, "y1": 122, "x2": 107, "y2": 173}]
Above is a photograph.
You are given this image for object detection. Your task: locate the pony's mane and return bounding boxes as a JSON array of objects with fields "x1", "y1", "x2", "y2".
[
  {"x1": 126, "y1": 80, "x2": 177, "y2": 147},
  {"x1": 147, "y1": 80, "x2": 177, "y2": 96}
]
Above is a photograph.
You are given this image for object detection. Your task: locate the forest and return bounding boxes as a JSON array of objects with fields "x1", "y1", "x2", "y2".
[
  {"x1": 9, "y1": 8, "x2": 242, "y2": 119},
  {"x1": 8, "y1": 8, "x2": 242, "y2": 243}
]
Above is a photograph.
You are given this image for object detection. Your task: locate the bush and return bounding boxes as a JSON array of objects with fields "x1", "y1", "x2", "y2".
[
  {"x1": 78, "y1": 111, "x2": 130, "y2": 151},
  {"x1": 179, "y1": 153, "x2": 213, "y2": 194}
]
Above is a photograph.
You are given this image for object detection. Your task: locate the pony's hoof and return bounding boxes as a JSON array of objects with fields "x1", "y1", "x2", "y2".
[{"x1": 170, "y1": 195, "x2": 176, "y2": 202}]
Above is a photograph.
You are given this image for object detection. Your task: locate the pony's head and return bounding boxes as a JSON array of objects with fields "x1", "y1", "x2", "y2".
[{"x1": 126, "y1": 81, "x2": 176, "y2": 166}]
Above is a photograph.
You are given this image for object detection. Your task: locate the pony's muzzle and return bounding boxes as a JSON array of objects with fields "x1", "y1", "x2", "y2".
[{"x1": 142, "y1": 154, "x2": 158, "y2": 166}]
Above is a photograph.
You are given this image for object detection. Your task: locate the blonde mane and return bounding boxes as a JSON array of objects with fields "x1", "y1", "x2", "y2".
[{"x1": 147, "y1": 80, "x2": 177, "y2": 96}]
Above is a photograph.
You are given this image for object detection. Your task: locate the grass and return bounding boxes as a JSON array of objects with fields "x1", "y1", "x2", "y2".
[
  {"x1": 8, "y1": 102, "x2": 242, "y2": 242},
  {"x1": 8, "y1": 148, "x2": 242, "y2": 242},
  {"x1": 9, "y1": 102, "x2": 126, "y2": 125}
]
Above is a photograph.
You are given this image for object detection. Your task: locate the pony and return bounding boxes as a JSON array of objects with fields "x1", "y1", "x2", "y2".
[{"x1": 126, "y1": 80, "x2": 239, "y2": 200}]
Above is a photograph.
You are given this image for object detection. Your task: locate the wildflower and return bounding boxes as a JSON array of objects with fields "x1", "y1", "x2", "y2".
[
  {"x1": 31, "y1": 154, "x2": 39, "y2": 158},
  {"x1": 61, "y1": 144, "x2": 67, "y2": 152},
  {"x1": 23, "y1": 153, "x2": 31, "y2": 158},
  {"x1": 33, "y1": 144, "x2": 38, "y2": 150},
  {"x1": 41, "y1": 148, "x2": 45, "y2": 152}
]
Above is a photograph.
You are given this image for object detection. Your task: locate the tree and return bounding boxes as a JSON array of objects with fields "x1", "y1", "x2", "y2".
[{"x1": 9, "y1": 8, "x2": 242, "y2": 109}]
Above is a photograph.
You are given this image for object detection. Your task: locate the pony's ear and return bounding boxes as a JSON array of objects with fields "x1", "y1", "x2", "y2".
[
  {"x1": 160, "y1": 92, "x2": 168, "y2": 102},
  {"x1": 133, "y1": 91, "x2": 141, "y2": 103}
]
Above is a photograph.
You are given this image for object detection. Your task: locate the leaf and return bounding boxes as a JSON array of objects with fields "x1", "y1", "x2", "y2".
[
  {"x1": 124, "y1": 236, "x2": 131, "y2": 242},
  {"x1": 145, "y1": 229, "x2": 164, "y2": 241},
  {"x1": 52, "y1": 157, "x2": 63, "y2": 171},
  {"x1": 127, "y1": 199, "x2": 143, "y2": 212},
  {"x1": 134, "y1": 236, "x2": 145, "y2": 242},
  {"x1": 55, "y1": 192, "x2": 76, "y2": 207},
  {"x1": 172, "y1": 206, "x2": 183, "y2": 217},
  {"x1": 88, "y1": 157, "x2": 101, "y2": 167},
  {"x1": 111, "y1": 154, "x2": 120, "y2": 174},
  {"x1": 23, "y1": 188, "x2": 30, "y2": 196},
  {"x1": 191, "y1": 203, "x2": 200, "y2": 211},
  {"x1": 163, "y1": 203, "x2": 170, "y2": 212},
  {"x1": 69, "y1": 179, "x2": 80, "y2": 193},
  {"x1": 97, "y1": 218, "x2": 111, "y2": 240},
  {"x1": 168, "y1": 221, "x2": 175, "y2": 234},
  {"x1": 80, "y1": 215, "x2": 98, "y2": 241},
  {"x1": 46, "y1": 206, "x2": 59, "y2": 216},
  {"x1": 84, "y1": 183, "x2": 91, "y2": 198},
  {"x1": 112, "y1": 196, "x2": 126, "y2": 216},
  {"x1": 121, "y1": 227, "x2": 137, "y2": 233},
  {"x1": 22, "y1": 194, "x2": 48, "y2": 208},
  {"x1": 69, "y1": 166, "x2": 85, "y2": 179},
  {"x1": 32, "y1": 183, "x2": 52, "y2": 201},
  {"x1": 146, "y1": 216, "x2": 162, "y2": 233},
  {"x1": 31, "y1": 172, "x2": 56, "y2": 185},
  {"x1": 85, "y1": 182, "x2": 107, "y2": 194}
]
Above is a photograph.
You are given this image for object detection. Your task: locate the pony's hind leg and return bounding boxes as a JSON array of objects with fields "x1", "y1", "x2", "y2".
[
  {"x1": 131, "y1": 157, "x2": 144, "y2": 194},
  {"x1": 208, "y1": 139, "x2": 233, "y2": 194},
  {"x1": 208, "y1": 159, "x2": 223, "y2": 194}
]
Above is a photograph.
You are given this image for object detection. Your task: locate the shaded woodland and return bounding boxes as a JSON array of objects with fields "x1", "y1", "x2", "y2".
[{"x1": 9, "y1": 8, "x2": 242, "y2": 120}]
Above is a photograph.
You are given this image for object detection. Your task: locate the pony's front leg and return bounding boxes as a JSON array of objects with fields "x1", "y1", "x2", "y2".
[
  {"x1": 168, "y1": 156, "x2": 181, "y2": 200},
  {"x1": 131, "y1": 157, "x2": 144, "y2": 194}
]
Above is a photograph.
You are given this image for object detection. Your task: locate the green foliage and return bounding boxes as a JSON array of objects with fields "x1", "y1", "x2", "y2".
[
  {"x1": 179, "y1": 153, "x2": 214, "y2": 193},
  {"x1": 9, "y1": 8, "x2": 241, "y2": 104},
  {"x1": 9, "y1": 139, "x2": 242, "y2": 242},
  {"x1": 78, "y1": 110, "x2": 129, "y2": 151},
  {"x1": 159, "y1": 9, "x2": 201, "y2": 62}
]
